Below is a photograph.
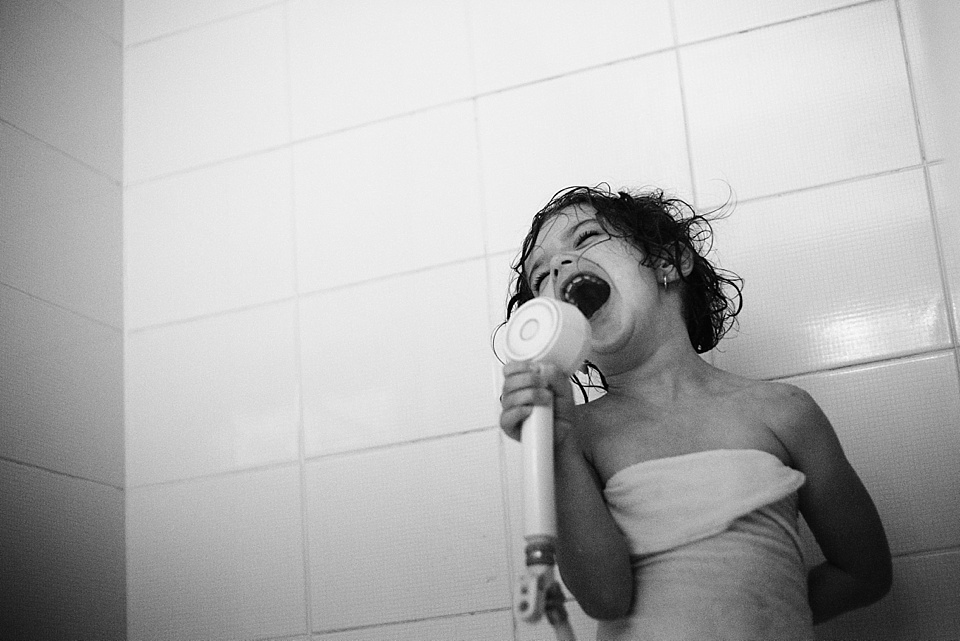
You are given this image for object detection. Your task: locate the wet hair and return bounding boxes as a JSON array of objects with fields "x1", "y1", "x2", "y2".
[{"x1": 504, "y1": 184, "x2": 743, "y2": 357}]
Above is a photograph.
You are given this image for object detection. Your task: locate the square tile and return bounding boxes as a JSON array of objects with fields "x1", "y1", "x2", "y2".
[
  {"x1": 125, "y1": 148, "x2": 296, "y2": 328},
  {"x1": 0, "y1": 124, "x2": 122, "y2": 327},
  {"x1": 0, "y1": 0, "x2": 121, "y2": 179},
  {"x1": 123, "y1": 5, "x2": 288, "y2": 182},
  {"x1": 712, "y1": 170, "x2": 950, "y2": 378},
  {"x1": 293, "y1": 103, "x2": 484, "y2": 293},
  {"x1": 0, "y1": 286, "x2": 123, "y2": 487},
  {"x1": 0, "y1": 462, "x2": 125, "y2": 640},
  {"x1": 125, "y1": 302, "x2": 300, "y2": 486},
  {"x1": 468, "y1": 0, "x2": 672, "y2": 93},
  {"x1": 478, "y1": 54, "x2": 693, "y2": 255},
  {"x1": 299, "y1": 260, "x2": 499, "y2": 456},
  {"x1": 306, "y1": 431, "x2": 510, "y2": 630},
  {"x1": 682, "y1": 1, "x2": 920, "y2": 205},
  {"x1": 126, "y1": 466, "x2": 307, "y2": 641},
  {"x1": 787, "y1": 352, "x2": 960, "y2": 556},
  {"x1": 288, "y1": 0, "x2": 474, "y2": 138}
]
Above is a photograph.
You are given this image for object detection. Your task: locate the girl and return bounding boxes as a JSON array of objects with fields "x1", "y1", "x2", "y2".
[{"x1": 498, "y1": 185, "x2": 891, "y2": 640}]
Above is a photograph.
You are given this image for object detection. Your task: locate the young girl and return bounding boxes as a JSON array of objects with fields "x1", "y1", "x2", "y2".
[{"x1": 498, "y1": 185, "x2": 891, "y2": 640}]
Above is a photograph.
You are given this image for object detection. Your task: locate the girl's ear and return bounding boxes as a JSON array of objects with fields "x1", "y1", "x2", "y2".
[{"x1": 657, "y1": 245, "x2": 695, "y2": 284}]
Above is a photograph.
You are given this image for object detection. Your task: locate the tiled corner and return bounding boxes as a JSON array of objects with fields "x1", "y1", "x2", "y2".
[
  {"x1": 0, "y1": 286, "x2": 123, "y2": 487},
  {"x1": 292, "y1": 103, "x2": 484, "y2": 294},
  {"x1": 305, "y1": 431, "x2": 511, "y2": 631},
  {"x1": 930, "y1": 163, "x2": 960, "y2": 341},
  {"x1": 899, "y1": 0, "x2": 955, "y2": 163},
  {"x1": 125, "y1": 301, "x2": 300, "y2": 486},
  {"x1": 287, "y1": 0, "x2": 474, "y2": 138},
  {"x1": 299, "y1": 260, "x2": 498, "y2": 457},
  {"x1": 123, "y1": 0, "x2": 278, "y2": 45},
  {"x1": 124, "y1": 148, "x2": 296, "y2": 329},
  {"x1": 712, "y1": 170, "x2": 950, "y2": 379},
  {"x1": 813, "y1": 550, "x2": 960, "y2": 641},
  {"x1": 0, "y1": 124, "x2": 122, "y2": 328},
  {"x1": 0, "y1": 0, "x2": 121, "y2": 179},
  {"x1": 682, "y1": 1, "x2": 920, "y2": 205},
  {"x1": 126, "y1": 465, "x2": 307, "y2": 641},
  {"x1": 123, "y1": 4, "x2": 289, "y2": 182},
  {"x1": 786, "y1": 352, "x2": 960, "y2": 556},
  {"x1": 477, "y1": 54, "x2": 693, "y2": 255},
  {"x1": 0, "y1": 461, "x2": 125, "y2": 640},
  {"x1": 672, "y1": 0, "x2": 861, "y2": 44},
  {"x1": 467, "y1": 0, "x2": 672, "y2": 94}
]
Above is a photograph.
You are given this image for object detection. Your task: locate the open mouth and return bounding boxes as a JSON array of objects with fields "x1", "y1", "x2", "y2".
[{"x1": 562, "y1": 273, "x2": 611, "y2": 319}]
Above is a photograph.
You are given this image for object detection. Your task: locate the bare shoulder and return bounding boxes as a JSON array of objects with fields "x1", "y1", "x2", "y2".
[{"x1": 734, "y1": 380, "x2": 823, "y2": 430}]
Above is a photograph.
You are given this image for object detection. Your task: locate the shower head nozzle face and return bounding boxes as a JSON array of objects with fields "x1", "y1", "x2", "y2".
[{"x1": 503, "y1": 298, "x2": 591, "y2": 374}]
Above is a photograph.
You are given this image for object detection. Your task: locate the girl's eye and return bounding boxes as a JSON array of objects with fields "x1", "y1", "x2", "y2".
[
  {"x1": 531, "y1": 273, "x2": 547, "y2": 293},
  {"x1": 576, "y1": 229, "x2": 600, "y2": 246}
]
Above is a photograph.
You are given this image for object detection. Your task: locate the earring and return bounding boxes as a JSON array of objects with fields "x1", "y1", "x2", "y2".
[{"x1": 662, "y1": 275, "x2": 668, "y2": 291}]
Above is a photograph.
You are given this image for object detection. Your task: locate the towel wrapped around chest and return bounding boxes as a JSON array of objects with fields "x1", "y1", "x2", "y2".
[{"x1": 596, "y1": 449, "x2": 814, "y2": 641}]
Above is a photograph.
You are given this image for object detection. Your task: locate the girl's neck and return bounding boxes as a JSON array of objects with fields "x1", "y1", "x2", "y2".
[{"x1": 602, "y1": 336, "x2": 713, "y2": 404}]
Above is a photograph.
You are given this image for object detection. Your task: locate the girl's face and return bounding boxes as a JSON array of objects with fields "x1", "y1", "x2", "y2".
[{"x1": 523, "y1": 204, "x2": 666, "y2": 366}]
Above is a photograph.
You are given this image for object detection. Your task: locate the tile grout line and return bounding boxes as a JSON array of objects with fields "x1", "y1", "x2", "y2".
[
  {"x1": 668, "y1": 0, "x2": 700, "y2": 210},
  {"x1": 279, "y1": 0, "x2": 317, "y2": 634},
  {"x1": 0, "y1": 455, "x2": 124, "y2": 492}
]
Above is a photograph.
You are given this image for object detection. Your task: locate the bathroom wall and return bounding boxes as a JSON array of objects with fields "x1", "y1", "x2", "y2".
[
  {"x1": 122, "y1": 1, "x2": 960, "y2": 640},
  {"x1": 0, "y1": 0, "x2": 125, "y2": 639}
]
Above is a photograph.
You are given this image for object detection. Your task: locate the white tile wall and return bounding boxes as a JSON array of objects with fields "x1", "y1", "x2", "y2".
[
  {"x1": 814, "y1": 550, "x2": 960, "y2": 641},
  {"x1": 478, "y1": 54, "x2": 693, "y2": 255},
  {"x1": 0, "y1": 461, "x2": 125, "y2": 640},
  {"x1": 0, "y1": 0, "x2": 121, "y2": 179},
  {"x1": 682, "y1": 1, "x2": 920, "y2": 205},
  {"x1": 788, "y1": 352, "x2": 960, "y2": 556},
  {"x1": 287, "y1": 0, "x2": 474, "y2": 139},
  {"x1": 292, "y1": 103, "x2": 484, "y2": 293},
  {"x1": 0, "y1": 286, "x2": 124, "y2": 487},
  {"x1": 125, "y1": 301, "x2": 300, "y2": 486},
  {"x1": 124, "y1": 0, "x2": 278, "y2": 45},
  {"x1": 126, "y1": 465, "x2": 307, "y2": 641},
  {"x1": 0, "y1": 125, "x2": 123, "y2": 327},
  {"x1": 672, "y1": 0, "x2": 861, "y2": 44},
  {"x1": 124, "y1": 148, "x2": 296, "y2": 328},
  {"x1": 467, "y1": 0, "x2": 673, "y2": 94},
  {"x1": 713, "y1": 170, "x2": 950, "y2": 378},
  {"x1": 306, "y1": 431, "x2": 510, "y2": 631},
  {"x1": 314, "y1": 610, "x2": 513, "y2": 641},
  {"x1": 123, "y1": 4, "x2": 289, "y2": 183},
  {"x1": 299, "y1": 260, "x2": 498, "y2": 457}
]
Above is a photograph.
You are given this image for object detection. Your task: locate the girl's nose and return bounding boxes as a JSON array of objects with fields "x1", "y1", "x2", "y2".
[{"x1": 549, "y1": 254, "x2": 574, "y2": 278}]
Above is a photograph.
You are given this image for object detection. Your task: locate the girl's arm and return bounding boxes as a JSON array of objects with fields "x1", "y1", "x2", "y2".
[
  {"x1": 500, "y1": 361, "x2": 634, "y2": 620},
  {"x1": 769, "y1": 384, "x2": 892, "y2": 623},
  {"x1": 554, "y1": 433, "x2": 634, "y2": 620}
]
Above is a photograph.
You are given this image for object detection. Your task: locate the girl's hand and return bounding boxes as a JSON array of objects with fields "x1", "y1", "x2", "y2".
[{"x1": 499, "y1": 360, "x2": 577, "y2": 445}]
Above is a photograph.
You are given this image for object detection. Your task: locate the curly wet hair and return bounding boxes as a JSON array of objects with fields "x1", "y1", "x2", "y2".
[{"x1": 504, "y1": 184, "x2": 743, "y2": 355}]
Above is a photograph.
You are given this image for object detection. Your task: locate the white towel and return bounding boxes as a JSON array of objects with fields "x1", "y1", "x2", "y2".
[
  {"x1": 597, "y1": 449, "x2": 814, "y2": 641},
  {"x1": 603, "y1": 448, "x2": 805, "y2": 555}
]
